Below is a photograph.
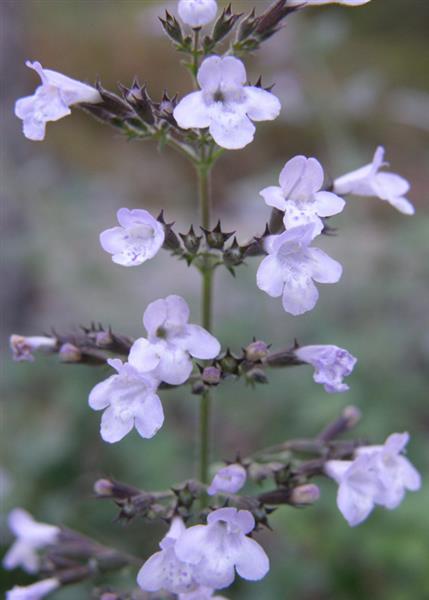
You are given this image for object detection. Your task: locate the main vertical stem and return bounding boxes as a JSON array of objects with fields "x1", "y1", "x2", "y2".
[{"x1": 197, "y1": 163, "x2": 213, "y2": 488}]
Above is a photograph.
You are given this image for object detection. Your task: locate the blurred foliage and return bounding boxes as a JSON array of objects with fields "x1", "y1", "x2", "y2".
[{"x1": 1, "y1": 0, "x2": 428, "y2": 599}]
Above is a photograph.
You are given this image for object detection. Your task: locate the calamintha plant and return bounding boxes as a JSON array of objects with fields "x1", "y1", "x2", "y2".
[{"x1": 6, "y1": 1, "x2": 421, "y2": 599}]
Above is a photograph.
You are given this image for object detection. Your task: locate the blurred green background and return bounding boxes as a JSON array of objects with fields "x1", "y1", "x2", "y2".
[{"x1": 1, "y1": 0, "x2": 428, "y2": 598}]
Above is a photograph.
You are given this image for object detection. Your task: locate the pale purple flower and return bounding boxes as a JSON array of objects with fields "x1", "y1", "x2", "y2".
[
  {"x1": 355, "y1": 432, "x2": 421, "y2": 510},
  {"x1": 207, "y1": 464, "x2": 247, "y2": 496},
  {"x1": 256, "y1": 224, "x2": 342, "y2": 316},
  {"x1": 10, "y1": 335, "x2": 57, "y2": 362},
  {"x1": 3, "y1": 509, "x2": 60, "y2": 573},
  {"x1": 173, "y1": 56, "x2": 281, "y2": 149},
  {"x1": 174, "y1": 507, "x2": 269, "y2": 589},
  {"x1": 178, "y1": 0, "x2": 218, "y2": 27},
  {"x1": 333, "y1": 146, "x2": 415, "y2": 215},
  {"x1": 129, "y1": 295, "x2": 221, "y2": 385},
  {"x1": 294, "y1": 344, "x2": 357, "y2": 393},
  {"x1": 288, "y1": 0, "x2": 372, "y2": 5},
  {"x1": 100, "y1": 208, "x2": 165, "y2": 267},
  {"x1": 6, "y1": 578, "x2": 59, "y2": 600},
  {"x1": 137, "y1": 517, "x2": 197, "y2": 595},
  {"x1": 260, "y1": 156, "x2": 345, "y2": 236},
  {"x1": 325, "y1": 432, "x2": 421, "y2": 526},
  {"x1": 15, "y1": 61, "x2": 101, "y2": 141},
  {"x1": 88, "y1": 358, "x2": 163, "y2": 444}
]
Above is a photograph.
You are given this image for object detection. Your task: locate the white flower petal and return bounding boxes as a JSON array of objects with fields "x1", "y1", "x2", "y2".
[
  {"x1": 173, "y1": 91, "x2": 212, "y2": 129},
  {"x1": 305, "y1": 247, "x2": 343, "y2": 283},
  {"x1": 235, "y1": 536, "x2": 269, "y2": 581},
  {"x1": 178, "y1": 0, "x2": 218, "y2": 28},
  {"x1": 128, "y1": 338, "x2": 161, "y2": 372},
  {"x1": 337, "y1": 484, "x2": 375, "y2": 527},
  {"x1": 282, "y1": 275, "x2": 319, "y2": 316},
  {"x1": 385, "y1": 195, "x2": 415, "y2": 215},
  {"x1": 157, "y1": 348, "x2": 193, "y2": 385},
  {"x1": 137, "y1": 550, "x2": 167, "y2": 592},
  {"x1": 256, "y1": 256, "x2": 284, "y2": 298},
  {"x1": 134, "y1": 394, "x2": 164, "y2": 439},
  {"x1": 280, "y1": 156, "x2": 324, "y2": 199},
  {"x1": 3, "y1": 540, "x2": 39, "y2": 573},
  {"x1": 209, "y1": 112, "x2": 255, "y2": 150},
  {"x1": 165, "y1": 295, "x2": 191, "y2": 327},
  {"x1": 100, "y1": 405, "x2": 134, "y2": 443},
  {"x1": 89, "y1": 375, "x2": 117, "y2": 410},
  {"x1": 197, "y1": 56, "x2": 223, "y2": 91},
  {"x1": 244, "y1": 86, "x2": 281, "y2": 122},
  {"x1": 183, "y1": 325, "x2": 220, "y2": 359},
  {"x1": 259, "y1": 186, "x2": 286, "y2": 210},
  {"x1": 313, "y1": 191, "x2": 346, "y2": 217},
  {"x1": 174, "y1": 525, "x2": 208, "y2": 565},
  {"x1": 143, "y1": 298, "x2": 168, "y2": 336}
]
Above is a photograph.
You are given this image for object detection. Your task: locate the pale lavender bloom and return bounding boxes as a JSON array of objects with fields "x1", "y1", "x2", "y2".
[
  {"x1": 137, "y1": 517, "x2": 197, "y2": 595},
  {"x1": 333, "y1": 146, "x2": 415, "y2": 215},
  {"x1": 355, "y1": 432, "x2": 421, "y2": 510},
  {"x1": 288, "y1": 0, "x2": 371, "y2": 5},
  {"x1": 294, "y1": 344, "x2": 357, "y2": 393},
  {"x1": 10, "y1": 335, "x2": 57, "y2": 362},
  {"x1": 88, "y1": 358, "x2": 163, "y2": 444},
  {"x1": 178, "y1": 0, "x2": 218, "y2": 27},
  {"x1": 207, "y1": 464, "x2": 247, "y2": 496},
  {"x1": 129, "y1": 295, "x2": 221, "y2": 385},
  {"x1": 15, "y1": 61, "x2": 101, "y2": 141},
  {"x1": 325, "y1": 432, "x2": 421, "y2": 526},
  {"x1": 260, "y1": 156, "x2": 345, "y2": 236},
  {"x1": 3, "y1": 509, "x2": 60, "y2": 573},
  {"x1": 256, "y1": 224, "x2": 342, "y2": 316},
  {"x1": 174, "y1": 507, "x2": 269, "y2": 589},
  {"x1": 173, "y1": 56, "x2": 281, "y2": 149},
  {"x1": 6, "y1": 578, "x2": 59, "y2": 600},
  {"x1": 100, "y1": 208, "x2": 165, "y2": 267}
]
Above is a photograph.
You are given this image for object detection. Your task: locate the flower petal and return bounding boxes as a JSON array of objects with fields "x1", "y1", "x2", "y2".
[
  {"x1": 244, "y1": 86, "x2": 281, "y2": 122},
  {"x1": 313, "y1": 191, "x2": 346, "y2": 217},
  {"x1": 165, "y1": 295, "x2": 190, "y2": 327},
  {"x1": 337, "y1": 483, "x2": 375, "y2": 527},
  {"x1": 256, "y1": 256, "x2": 284, "y2": 298},
  {"x1": 235, "y1": 537, "x2": 269, "y2": 581},
  {"x1": 100, "y1": 405, "x2": 134, "y2": 443},
  {"x1": 183, "y1": 325, "x2": 220, "y2": 359},
  {"x1": 143, "y1": 298, "x2": 168, "y2": 336},
  {"x1": 282, "y1": 274, "x2": 319, "y2": 315},
  {"x1": 197, "y1": 56, "x2": 222, "y2": 91},
  {"x1": 128, "y1": 338, "x2": 161, "y2": 372},
  {"x1": 174, "y1": 525, "x2": 208, "y2": 565},
  {"x1": 88, "y1": 376, "x2": 116, "y2": 410},
  {"x1": 157, "y1": 348, "x2": 193, "y2": 385},
  {"x1": 173, "y1": 91, "x2": 212, "y2": 129},
  {"x1": 137, "y1": 550, "x2": 169, "y2": 592},
  {"x1": 134, "y1": 394, "x2": 164, "y2": 439},
  {"x1": 259, "y1": 186, "x2": 286, "y2": 210},
  {"x1": 209, "y1": 112, "x2": 255, "y2": 150},
  {"x1": 305, "y1": 247, "x2": 342, "y2": 283}
]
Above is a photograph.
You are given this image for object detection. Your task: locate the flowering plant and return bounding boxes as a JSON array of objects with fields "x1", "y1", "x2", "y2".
[{"x1": 6, "y1": 1, "x2": 421, "y2": 598}]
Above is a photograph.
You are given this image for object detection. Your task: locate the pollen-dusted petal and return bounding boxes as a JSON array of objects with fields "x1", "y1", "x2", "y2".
[
  {"x1": 173, "y1": 91, "x2": 212, "y2": 129},
  {"x1": 244, "y1": 86, "x2": 281, "y2": 122}
]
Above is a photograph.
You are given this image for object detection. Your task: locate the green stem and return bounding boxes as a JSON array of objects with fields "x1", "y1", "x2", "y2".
[
  {"x1": 191, "y1": 28, "x2": 201, "y2": 83},
  {"x1": 196, "y1": 163, "x2": 214, "y2": 491}
]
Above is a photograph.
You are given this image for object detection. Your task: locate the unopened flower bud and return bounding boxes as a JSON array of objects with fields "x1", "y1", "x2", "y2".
[
  {"x1": 218, "y1": 349, "x2": 241, "y2": 375},
  {"x1": 94, "y1": 479, "x2": 115, "y2": 497},
  {"x1": 245, "y1": 367, "x2": 268, "y2": 384},
  {"x1": 191, "y1": 380, "x2": 207, "y2": 395},
  {"x1": 245, "y1": 340, "x2": 269, "y2": 362},
  {"x1": 289, "y1": 484, "x2": 320, "y2": 506},
  {"x1": 95, "y1": 330, "x2": 114, "y2": 348},
  {"x1": 10, "y1": 334, "x2": 57, "y2": 362},
  {"x1": 223, "y1": 237, "x2": 245, "y2": 268},
  {"x1": 59, "y1": 343, "x2": 82, "y2": 363},
  {"x1": 342, "y1": 405, "x2": 361, "y2": 429},
  {"x1": 100, "y1": 594, "x2": 121, "y2": 600},
  {"x1": 202, "y1": 366, "x2": 221, "y2": 385}
]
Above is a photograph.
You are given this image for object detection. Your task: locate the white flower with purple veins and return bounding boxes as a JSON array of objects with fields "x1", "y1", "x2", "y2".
[
  {"x1": 88, "y1": 358, "x2": 163, "y2": 443},
  {"x1": 260, "y1": 156, "x2": 345, "y2": 237},
  {"x1": 325, "y1": 433, "x2": 421, "y2": 526},
  {"x1": 356, "y1": 432, "x2": 421, "y2": 510},
  {"x1": 129, "y1": 295, "x2": 221, "y2": 385},
  {"x1": 138, "y1": 517, "x2": 197, "y2": 595},
  {"x1": 15, "y1": 61, "x2": 101, "y2": 141},
  {"x1": 207, "y1": 464, "x2": 247, "y2": 496},
  {"x1": 333, "y1": 146, "x2": 415, "y2": 215},
  {"x1": 100, "y1": 208, "x2": 165, "y2": 267},
  {"x1": 3, "y1": 509, "x2": 60, "y2": 574},
  {"x1": 178, "y1": 0, "x2": 218, "y2": 27},
  {"x1": 173, "y1": 56, "x2": 281, "y2": 150},
  {"x1": 294, "y1": 344, "x2": 357, "y2": 393},
  {"x1": 257, "y1": 224, "x2": 342, "y2": 316},
  {"x1": 175, "y1": 507, "x2": 269, "y2": 589},
  {"x1": 6, "y1": 578, "x2": 59, "y2": 600}
]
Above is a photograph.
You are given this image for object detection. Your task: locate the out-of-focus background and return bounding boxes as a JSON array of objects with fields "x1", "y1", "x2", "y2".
[{"x1": 1, "y1": 0, "x2": 428, "y2": 598}]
